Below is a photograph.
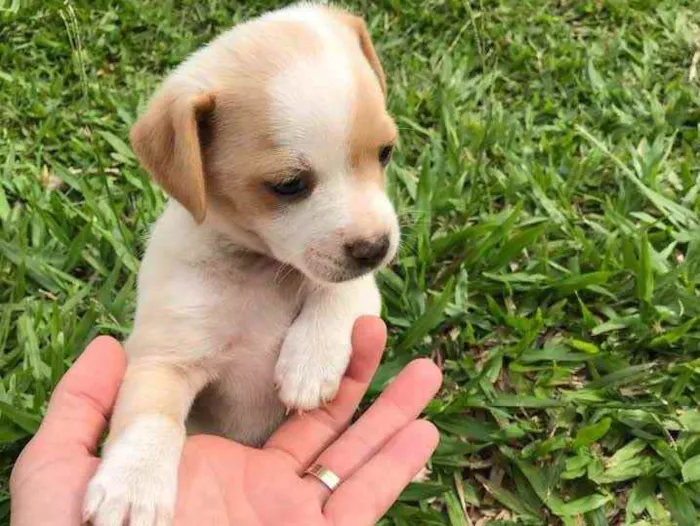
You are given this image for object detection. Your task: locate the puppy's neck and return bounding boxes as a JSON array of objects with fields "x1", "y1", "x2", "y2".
[
  {"x1": 160, "y1": 200, "x2": 298, "y2": 278},
  {"x1": 202, "y1": 201, "x2": 272, "y2": 257}
]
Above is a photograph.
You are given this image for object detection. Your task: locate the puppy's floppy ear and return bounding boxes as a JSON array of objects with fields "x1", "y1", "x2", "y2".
[
  {"x1": 130, "y1": 91, "x2": 215, "y2": 224},
  {"x1": 337, "y1": 13, "x2": 387, "y2": 95}
]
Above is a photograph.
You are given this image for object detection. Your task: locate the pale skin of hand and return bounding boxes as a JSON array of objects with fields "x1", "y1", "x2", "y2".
[{"x1": 10, "y1": 316, "x2": 442, "y2": 526}]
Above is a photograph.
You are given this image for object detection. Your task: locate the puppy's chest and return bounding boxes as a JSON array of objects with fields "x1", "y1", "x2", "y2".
[{"x1": 198, "y1": 255, "x2": 305, "y2": 359}]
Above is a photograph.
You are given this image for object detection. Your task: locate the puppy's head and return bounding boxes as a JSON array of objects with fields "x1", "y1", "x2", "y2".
[{"x1": 131, "y1": 5, "x2": 399, "y2": 284}]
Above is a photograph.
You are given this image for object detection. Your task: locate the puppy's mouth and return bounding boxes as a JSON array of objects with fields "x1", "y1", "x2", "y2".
[{"x1": 303, "y1": 248, "x2": 381, "y2": 284}]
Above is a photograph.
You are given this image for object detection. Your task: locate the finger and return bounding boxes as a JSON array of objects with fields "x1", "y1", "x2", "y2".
[
  {"x1": 265, "y1": 316, "x2": 386, "y2": 472},
  {"x1": 325, "y1": 420, "x2": 439, "y2": 526},
  {"x1": 35, "y1": 336, "x2": 126, "y2": 454},
  {"x1": 302, "y1": 358, "x2": 441, "y2": 503}
]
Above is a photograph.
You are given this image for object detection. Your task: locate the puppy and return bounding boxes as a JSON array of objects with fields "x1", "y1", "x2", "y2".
[{"x1": 83, "y1": 4, "x2": 399, "y2": 525}]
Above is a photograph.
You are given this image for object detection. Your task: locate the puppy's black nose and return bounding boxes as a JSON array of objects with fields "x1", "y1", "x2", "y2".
[{"x1": 344, "y1": 235, "x2": 390, "y2": 268}]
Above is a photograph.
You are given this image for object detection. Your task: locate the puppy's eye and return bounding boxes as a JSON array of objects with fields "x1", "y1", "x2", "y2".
[
  {"x1": 379, "y1": 144, "x2": 394, "y2": 166},
  {"x1": 265, "y1": 176, "x2": 308, "y2": 198}
]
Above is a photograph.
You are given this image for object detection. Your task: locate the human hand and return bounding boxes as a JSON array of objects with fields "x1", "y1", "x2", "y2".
[
  {"x1": 10, "y1": 316, "x2": 442, "y2": 526},
  {"x1": 174, "y1": 316, "x2": 441, "y2": 525}
]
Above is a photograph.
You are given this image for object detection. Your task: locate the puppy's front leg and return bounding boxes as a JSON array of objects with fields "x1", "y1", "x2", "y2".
[
  {"x1": 275, "y1": 274, "x2": 380, "y2": 411},
  {"x1": 83, "y1": 360, "x2": 208, "y2": 526}
]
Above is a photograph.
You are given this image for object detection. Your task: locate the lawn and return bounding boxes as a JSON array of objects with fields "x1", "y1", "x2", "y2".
[{"x1": 1, "y1": 0, "x2": 700, "y2": 524}]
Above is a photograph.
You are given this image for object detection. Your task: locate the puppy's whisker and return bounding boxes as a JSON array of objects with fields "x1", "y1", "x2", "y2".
[
  {"x1": 278, "y1": 266, "x2": 298, "y2": 289},
  {"x1": 293, "y1": 281, "x2": 306, "y2": 306},
  {"x1": 271, "y1": 263, "x2": 289, "y2": 285}
]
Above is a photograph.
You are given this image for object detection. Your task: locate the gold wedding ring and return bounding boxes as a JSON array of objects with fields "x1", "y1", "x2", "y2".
[{"x1": 304, "y1": 463, "x2": 341, "y2": 492}]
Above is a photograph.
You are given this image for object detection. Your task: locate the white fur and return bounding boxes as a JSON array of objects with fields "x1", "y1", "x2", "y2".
[
  {"x1": 84, "y1": 415, "x2": 183, "y2": 526},
  {"x1": 261, "y1": 21, "x2": 356, "y2": 281},
  {"x1": 275, "y1": 274, "x2": 380, "y2": 409},
  {"x1": 261, "y1": 28, "x2": 399, "y2": 283}
]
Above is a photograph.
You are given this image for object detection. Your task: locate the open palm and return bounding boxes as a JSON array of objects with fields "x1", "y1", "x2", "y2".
[{"x1": 11, "y1": 317, "x2": 441, "y2": 526}]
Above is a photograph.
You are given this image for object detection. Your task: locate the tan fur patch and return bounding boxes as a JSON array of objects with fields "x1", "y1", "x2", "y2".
[
  {"x1": 131, "y1": 18, "x2": 324, "y2": 223},
  {"x1": 202, "y1": 20, "x2": 324, "y2": 219},
  {"x1": 332, "y1": 12, "x2": 398, "y2": 184},
  {"x1": 130, "y1": 92, "x2": 215, "y2": 223},
  {"x1": 106, "y1": 363, "x2": 209, "y2": 445},
  {"x1": 330, "y1": 9, "x2": 387, "y2": 94}
]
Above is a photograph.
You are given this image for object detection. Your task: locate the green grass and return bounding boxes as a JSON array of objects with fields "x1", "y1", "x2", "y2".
[{"x1": 1, "y1": 0, "x2": 700, "y2": 524}]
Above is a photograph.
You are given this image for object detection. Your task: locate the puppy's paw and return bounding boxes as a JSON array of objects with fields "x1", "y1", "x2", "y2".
[
  {"x1": 275, "y1": 362, "x2": 343, "y2": 411},
  {"x1": 275, "y1": 324, "x2": 351, "y2": 411},
  {"x1": 83, "y1": 415, "x2": 184, "y2": 526}
]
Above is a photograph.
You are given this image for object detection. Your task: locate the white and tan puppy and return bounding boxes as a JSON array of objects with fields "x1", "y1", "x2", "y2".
[{"x1": 84, "y1": 3, "x2": 399, "y2": 525}]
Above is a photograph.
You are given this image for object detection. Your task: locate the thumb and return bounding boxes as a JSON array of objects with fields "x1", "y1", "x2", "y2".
[{"x1": 34, "y1": 336, "x2": 126, "y2": 454}]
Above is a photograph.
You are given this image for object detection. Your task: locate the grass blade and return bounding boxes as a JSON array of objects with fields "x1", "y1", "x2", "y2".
[
  {"x1": 395, "y1": 277, "x2": 454, "y2": 353},
  {"x1": 660, "y1": 480, "x2": 696, "y2": 526}
]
